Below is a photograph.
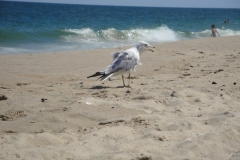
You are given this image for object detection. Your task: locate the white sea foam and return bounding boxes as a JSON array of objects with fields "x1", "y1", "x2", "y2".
[
  {"x1": 217, "y1": 28, "x2": 240, "y2": 36},
  {"x1": 64, "y1": 28, "x2": 99, "y2": 42},
  {"x1": 46, "y1": 26, "x2": 240, "y2": 52},
  {"x1": 188, "y1": 28, "x2": 240, "y2": 39},
  {"x1": 62, "y1": 26, "x2": 178, "y2": 49},
  {"x1": 63, "y1": 26, "x2": 240, "y2": 47},
  {"x1": 0, "y1": 47, "x2": 32, "y2": 54},
  {"x1": 135, "y1": 26, "x2": 178, "y2": 42}
]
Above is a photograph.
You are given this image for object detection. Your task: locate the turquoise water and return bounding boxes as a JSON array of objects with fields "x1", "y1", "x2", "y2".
[{"x1": 1, "y1": 1, "x2": 240, "y2": 54}]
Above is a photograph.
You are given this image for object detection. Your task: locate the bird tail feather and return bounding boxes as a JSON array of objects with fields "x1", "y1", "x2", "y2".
[
  {"x1": 87, "y1": 72, "x2": 103, "y2": 78},
  {"x1": 87, "y1": 72, "x2": 113, "y2": 81},
  {"x1": 98, "y1": 73, "x2": 114, "y2": 81}
]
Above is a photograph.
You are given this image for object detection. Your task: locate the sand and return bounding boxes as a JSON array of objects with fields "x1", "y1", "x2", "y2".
[{"x1": 0, "y1": 36, "x2": 240, "y2": 160}]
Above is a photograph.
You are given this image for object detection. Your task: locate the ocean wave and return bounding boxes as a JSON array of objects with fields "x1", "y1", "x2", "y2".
[
  {"x1": 1, "y1": 26, "x2": 240, "y2": 54},
  {"x1": 63, "y1": 26, "x2": 240, "y2": 45},
  {"x1": 180, "y1": 28, "x2": 240, "y2": 39},
  {"x1": 217, "y1": 28, "x2": 240, "y2": 36},
  {"x1": 62, "y1": 25, "x2": 178, "y2": 44},
  {"x1": 2, "y1": 26, "x2": 239, "y2": 45}
]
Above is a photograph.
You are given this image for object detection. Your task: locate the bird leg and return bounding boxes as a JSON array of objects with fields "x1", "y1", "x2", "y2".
[
  {"x1": 122, "y1": 74, "x2": 131, "y2": 88},
  {"x1": 122, "y1": 75, "x2": 125, "y2": 87},
  {"x1": 126, "y1": 73, "x2": 131, "y2": 88}
]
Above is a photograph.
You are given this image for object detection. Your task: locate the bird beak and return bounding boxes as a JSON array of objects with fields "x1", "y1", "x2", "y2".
[
  {"x1": 148, "y1": 45, "x2": 155, "y2": 52},
  {"x1": 149, "y1": 49, "x2": 154, "y2": 52}
]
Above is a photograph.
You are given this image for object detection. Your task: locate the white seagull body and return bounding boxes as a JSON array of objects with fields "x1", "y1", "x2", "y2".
[{"x1": 87, "y1": 41, "x2": 155, "y2": 87}]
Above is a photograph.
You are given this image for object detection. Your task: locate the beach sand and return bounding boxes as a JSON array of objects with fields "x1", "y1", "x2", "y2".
[{"x1": 0, "y1": 36, "x2": 240, "y2": 160}]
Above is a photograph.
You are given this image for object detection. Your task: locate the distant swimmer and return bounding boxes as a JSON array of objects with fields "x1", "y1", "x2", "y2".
[
  {"x1": 211, "y1": 24, "x2": 220, "y2": 37},
  {"x1": 224, "y1": 19, "x2": 230, "y2": 23}
]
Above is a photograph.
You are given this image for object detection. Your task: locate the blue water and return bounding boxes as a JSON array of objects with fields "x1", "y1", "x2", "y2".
[{"x1": 1, "y1": 1, "x2": 240, "y2": 54}]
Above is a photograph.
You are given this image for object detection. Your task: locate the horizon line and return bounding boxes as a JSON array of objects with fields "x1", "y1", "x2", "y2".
[{"x1": 3, "y1": 0, "x2": 240, "y2": 9}]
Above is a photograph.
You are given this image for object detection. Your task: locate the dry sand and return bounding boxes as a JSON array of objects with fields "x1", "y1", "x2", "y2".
[{"x1": 0, "y1": 36, "x2": 240, "y2": 160}]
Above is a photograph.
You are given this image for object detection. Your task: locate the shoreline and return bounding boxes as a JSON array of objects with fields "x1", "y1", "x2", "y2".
[
  {"x1": 1, "y1": 36, "x2": 240, "y2": 159},
  {"x1": 1, "y1": 35, "x2": 239, "y2": 55}
]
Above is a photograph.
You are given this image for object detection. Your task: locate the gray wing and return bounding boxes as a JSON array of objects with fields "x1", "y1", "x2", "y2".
[
  {"x1": 111, "y1": 51, "x2": 122, "y2": 59},
  {"x1": 111, "y1": 52, "x2": 138, "y2": 72}
]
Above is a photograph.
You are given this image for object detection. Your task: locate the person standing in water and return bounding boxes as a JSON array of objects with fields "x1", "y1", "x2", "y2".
[{"x1": 211, "y1": 24, "x2": 220, "y2": 37}]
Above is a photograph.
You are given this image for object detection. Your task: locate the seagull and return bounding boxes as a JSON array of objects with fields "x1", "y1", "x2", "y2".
[{"x1": 87, "y1": 41, "x2": 155, "y2": 87}]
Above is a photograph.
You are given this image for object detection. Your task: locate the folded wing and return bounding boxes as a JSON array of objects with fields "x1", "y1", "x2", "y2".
[
  {"x1": 87, "y1": 51, "x2": 138, "y2": 81},
  {"x1": 111, "y1": 52, "x2": 138, "y2": 73}
]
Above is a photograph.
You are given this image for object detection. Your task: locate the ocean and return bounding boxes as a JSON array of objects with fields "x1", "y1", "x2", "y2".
[{"x1": 1, "y1": 1, "x2": 240, "y2": 54}]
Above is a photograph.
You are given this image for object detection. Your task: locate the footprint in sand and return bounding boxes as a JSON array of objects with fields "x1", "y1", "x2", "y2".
[
  {"x1": 99, "y1": 117, "x2": 150, "y2": 127},
  {"x1": 132, "y1": 95, "x2": 154, "y2": 100},
  {"x1": 136, "y1": 156, "x2": 152, "y2": 160},
  {"x1": 214, "y1": 69, "x2": 224, "y2": 74},
  {"x1": 16, "y1": 82, "x2": 30, "y2": 86},
  {"x1": 0, "y1": 95, "x2": 7, "y2": 101},
  {"x1": 127, "y1": 117, "x2": 150, "y2": 127},
  {"x1": 0, "y1": 110, "x2": 26, "y2": 121},
  {"x1": 92, "y1": 90, "x2": 108, "y2": 98}
]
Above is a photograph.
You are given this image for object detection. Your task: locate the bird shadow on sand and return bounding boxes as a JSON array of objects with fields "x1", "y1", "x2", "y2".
[
  {"x1": 116, "y1": 86, "x2": 125, "y2": 88},
  {"x1": 89, "y1": 86, "x2": 110, "y2": 89},
  {"x1": 89, "y1": 85, "x2": 125, "y2": 89}
]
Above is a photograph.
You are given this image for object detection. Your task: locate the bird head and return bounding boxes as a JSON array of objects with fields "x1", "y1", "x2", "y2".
[{"x1": 135, "y1": 41, "x2": 155, "y2": 54}]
